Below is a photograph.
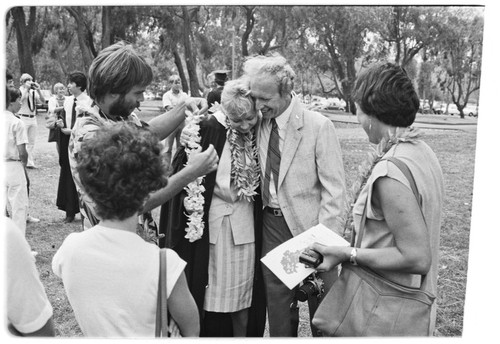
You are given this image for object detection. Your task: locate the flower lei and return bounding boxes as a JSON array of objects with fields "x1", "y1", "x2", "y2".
[
  {"x1": 340, "y1": 126, "x2": 423, "y2": 238},
  {"x1": 181, "y1": 110, "x2": 206, "y2": 242},
  {"x1": 226, "y1": 119, "x2": 260, "y2": 202}
]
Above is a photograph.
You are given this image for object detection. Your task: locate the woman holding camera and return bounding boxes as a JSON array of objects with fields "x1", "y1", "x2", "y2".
[{"x1": 309, "y1": 62, "x2": 444, "y2": 336}]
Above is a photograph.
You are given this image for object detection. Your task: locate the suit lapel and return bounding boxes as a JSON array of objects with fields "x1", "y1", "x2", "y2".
[{"x1": 278, "y1": 100, "x2": 303, "y2": 189}]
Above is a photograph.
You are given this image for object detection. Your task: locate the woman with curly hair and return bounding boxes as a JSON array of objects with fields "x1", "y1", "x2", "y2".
[
  {"x1": 160, "y1": 78, "x2": 266, "y2": 337},
  {"x1": 52, "y1": 123, "x2": 199, "y2": 337}
]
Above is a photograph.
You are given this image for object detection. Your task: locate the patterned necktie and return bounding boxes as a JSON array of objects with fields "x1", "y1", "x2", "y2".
[
  {"x1": 70, "y1": 98, "x2": 77, "y2": 128},
  {"x1": 262, "y1": 118, "x2": 281, "y2": 207},
  {"x1": 28, "y1": 90, "x2": 35, "y2": 112}
]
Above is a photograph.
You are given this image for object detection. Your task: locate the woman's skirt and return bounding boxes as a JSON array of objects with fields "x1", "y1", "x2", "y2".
[{"x1": 204, "y1": 216, "x2": 255, "y2": 312}]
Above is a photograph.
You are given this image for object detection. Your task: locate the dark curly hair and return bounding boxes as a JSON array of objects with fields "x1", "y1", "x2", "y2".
[
  {"x1": 76, "y1": 123, "x2": 168, "y2": 221},
  {"x1": 352, "y1": 62, "x2": 419, "y2": 127},
  {"x1": 68, "y1": 71, "x2": 88, "y2": 92}
]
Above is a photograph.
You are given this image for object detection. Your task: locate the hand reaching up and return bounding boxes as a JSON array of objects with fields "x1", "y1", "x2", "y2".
[{"x1": 185, "y1": 144, "x2": 219, "y2": 178}]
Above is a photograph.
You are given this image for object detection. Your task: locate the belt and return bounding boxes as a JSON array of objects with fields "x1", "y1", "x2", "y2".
[
  {"x1": 20, "y1": 114, "x2": 35, "y2": 118},
  {"x1": 265, "y1": 207, "x2": 283, "y2": 217}
]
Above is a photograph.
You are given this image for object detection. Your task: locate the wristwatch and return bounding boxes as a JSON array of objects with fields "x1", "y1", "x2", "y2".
[{"x1": 349, "y1": 248, "x2": 358, "y2": 266}]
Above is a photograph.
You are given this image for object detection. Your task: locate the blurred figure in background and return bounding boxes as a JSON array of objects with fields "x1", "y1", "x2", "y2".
[
  {"x1": 207, "y1": 70, "x2": 229, "y2": 111},
  {"x1": 161, "y1": 74, "x2": 209, "y2": 164},
  {"x1": 7, "y1": 72, "x2": 15, "y2": 88},
  {"x1": 53, "y1": 72, "x2": 92, "y2": 223},
  {"x1": 46, "y1": 82, "x2": 68, "y2": 154},
  {"x1": 18, "y1": 73, "x2": 45, "y2": 169}
]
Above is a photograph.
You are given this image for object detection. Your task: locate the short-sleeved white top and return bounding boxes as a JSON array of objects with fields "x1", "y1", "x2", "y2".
[
  {"x1": 52, "y1": 225, "x2": 186, "y2": 337},
  {"x1": 6, "y1": 217, "x2": 53, "y2": 334}
]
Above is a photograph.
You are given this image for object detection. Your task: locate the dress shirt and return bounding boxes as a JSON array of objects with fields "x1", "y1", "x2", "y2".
[{"x1": 258, "y1": 96, "x2": 295, "y2": 209}]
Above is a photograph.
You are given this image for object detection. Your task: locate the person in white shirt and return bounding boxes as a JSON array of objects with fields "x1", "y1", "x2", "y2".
[
  {"x1": 6, "y1": 216, "x2": 55, "y2": 336},
  {"x1": 162, "y1": 75, "x2": 189, "y2": 111},
  {"x1": 53, "y1": 123, "x2": 200, "y2": 337},
  {"x1": 53, "y1": 72, "x2": 92, "y2": 223},
  {"x1": 4, "y1": 87, "x2": 29, "y2": 234},
  {"x1": 162, "y1": 75, "x2": 189, "y2": 163},
  {"x1": 17, "y1": 73, "x2": 45, "y2": 168}
]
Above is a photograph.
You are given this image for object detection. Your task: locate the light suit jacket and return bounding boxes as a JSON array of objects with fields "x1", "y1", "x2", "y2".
[{"x1": 272, "y1": 99, "x2": 346, "y2": 236}]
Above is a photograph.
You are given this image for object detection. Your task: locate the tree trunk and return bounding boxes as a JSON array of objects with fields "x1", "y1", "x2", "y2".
[
  {"x1": 182, "y1": 7, "x2": 201, "y2": 97},
  {"x1": 345, "y1": 60, "x2": 357, "y2": 114},
  {"x1": 241, "y1": 6, "x2": 255, "y2": 57},
  {"x1": 65, "y1": 7, "x2": 95, "y2": 73},
  {"x1": 101, "y1": 6, "x2": 112, "y2": 49},
  {"x1": 11, "y1": 7, "x2": 36, "y2": 79},
  {"x1": 53, "y1": 45, "x2": 68, "y2": 78},
  {"x1": 173, "y1": 47, "x2": 189, "y2": 93}
]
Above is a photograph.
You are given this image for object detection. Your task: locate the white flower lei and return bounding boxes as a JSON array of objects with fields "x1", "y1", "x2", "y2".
[
  {"x1": 182, "y1": 110, "x2": 205, "y2": 242},
  {"x1": 226, "y1": 119, "x2": 260, "y2": 202}
]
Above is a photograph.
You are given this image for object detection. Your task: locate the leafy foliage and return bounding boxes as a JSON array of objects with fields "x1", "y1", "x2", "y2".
[{"x1": 5, "y1": 5, "x2": 483, "y2": 112}]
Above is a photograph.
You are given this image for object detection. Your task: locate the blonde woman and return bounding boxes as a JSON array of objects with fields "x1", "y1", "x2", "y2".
[
  {"x1": 161, "y1": 78, "x2": 265, "y2": 337},
  {"x1": 46, "y1": 82, "x2": 68, "y2": 153}
]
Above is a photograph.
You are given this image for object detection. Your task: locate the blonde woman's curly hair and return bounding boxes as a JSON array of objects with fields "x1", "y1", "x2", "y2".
[{"x1": 221, "y1": 77, "x2": 256, "y2": 119}]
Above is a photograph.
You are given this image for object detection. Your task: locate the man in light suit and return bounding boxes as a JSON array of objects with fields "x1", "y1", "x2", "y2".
[{"x1": 243, "y1": 55, "x2": 346, "y2": 337}]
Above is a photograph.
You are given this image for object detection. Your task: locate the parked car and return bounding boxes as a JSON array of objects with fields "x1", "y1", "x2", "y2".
[
  {"x1": 418, "y1": 100, "x2": 432, "y2": 114},
  {"x1": 432, "y1": 101, "x2": 445, "y2": 114},
  {"x1": 446, "y1": 104, "x2": 460, "y2": 116},
  {"x1": 463, "y1": 104, "x2": 479, "y2": 117},
  {"x1": 36, "y1": 90, "x2": 52, "y2": 112}
]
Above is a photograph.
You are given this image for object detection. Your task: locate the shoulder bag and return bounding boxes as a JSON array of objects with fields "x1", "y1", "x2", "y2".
[
  {"x1": 155, "y1": 248, "x2": 181, "y2": 337},
  {"x1": 312, "y1": 157, "x2": 435, "y2": 337},
  {"x1": 48, "y1": 102, "x2": 65, "y2": 143}
]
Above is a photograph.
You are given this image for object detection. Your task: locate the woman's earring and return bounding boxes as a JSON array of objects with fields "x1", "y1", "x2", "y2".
[{"x1": 369, "y1": 118, "x2": 372, "y2": 132}]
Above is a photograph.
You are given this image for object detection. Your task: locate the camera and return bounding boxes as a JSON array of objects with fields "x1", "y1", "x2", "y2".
[
  {"x1": 299, "y1": 248, "x2": 323, "y2": 268},
  {"x1": 30, "y1": 83, "x2": 37, "y2": 90},
  {"x1": 295, "y1": 273, "x2": 324, "y2": 302}
]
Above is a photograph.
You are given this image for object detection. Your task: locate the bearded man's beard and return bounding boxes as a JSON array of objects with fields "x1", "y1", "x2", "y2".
[{"x1": 109, "y1": 95, "x2": 134, "y2": 119}]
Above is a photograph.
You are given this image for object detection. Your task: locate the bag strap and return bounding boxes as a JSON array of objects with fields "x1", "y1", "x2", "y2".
[
  {"x1": 353, "y1": 157, "x2": 428, "y2": 287},
  {"x1": 155, "y1": 248, "x2": 168, "y2": 337}
]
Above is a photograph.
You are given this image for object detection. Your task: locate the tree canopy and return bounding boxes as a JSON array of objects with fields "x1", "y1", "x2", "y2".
[{"x1": 5, "y1": 5, "x2": 484, "y2": 116}]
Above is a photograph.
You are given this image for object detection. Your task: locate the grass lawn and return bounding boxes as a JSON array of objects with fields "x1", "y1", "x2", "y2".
[{"x1": 21, "y1": 108, "x2": 475, "y2": 337}]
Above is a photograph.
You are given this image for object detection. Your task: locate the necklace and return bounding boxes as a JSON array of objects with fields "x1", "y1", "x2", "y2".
[
  {"x1": 341, "y1": 126, "x2": 423, "y2": 238},
  {"x1": 226, "y1": 120, "x2": 260, "y2": 202},
  {"x1": 182, "y1": 110, "x2": 205, "y2": 243}
]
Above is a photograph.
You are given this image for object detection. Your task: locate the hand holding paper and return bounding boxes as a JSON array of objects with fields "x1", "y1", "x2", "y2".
[{"x1": 261, "y1": 223, "x2": 349, "y2": 289}]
